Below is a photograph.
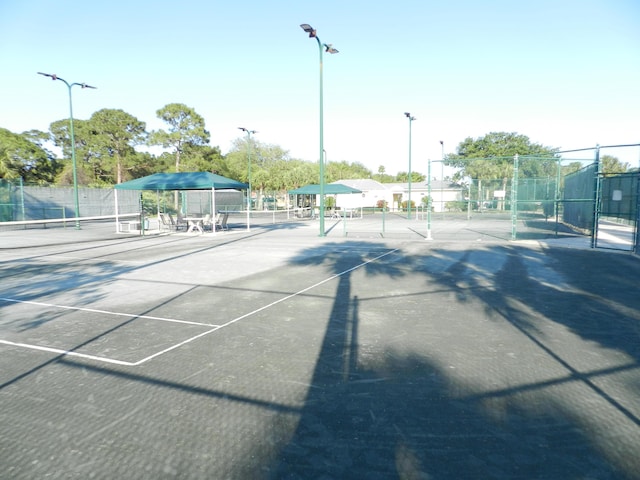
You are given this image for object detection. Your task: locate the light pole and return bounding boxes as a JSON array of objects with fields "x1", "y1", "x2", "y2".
[
  {"x1": 300, "y1": 23, "x2": 338, "y2": 237},
  {"x1": 238, "y1": 127, "x2": 256, "y2": 231},
  {"x1": 440, "y1": 140, "x2": 444, "y2": 217},
  {"x1": 38, "y1": 72, "x2": 96, "y2": 229},
  {"x1": 404, "y1": 112, "x2": 416, "y2": 219},
  {"x1": 426, "y1": 159, "x2": 433, "y2": 240}
]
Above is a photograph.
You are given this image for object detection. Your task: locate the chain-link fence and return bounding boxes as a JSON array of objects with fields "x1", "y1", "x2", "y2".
[{"x1": 0, "y1": 181, "x2": 140, "y2": 231}]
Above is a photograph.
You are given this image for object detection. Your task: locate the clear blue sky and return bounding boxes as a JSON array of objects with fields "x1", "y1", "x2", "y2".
[{"x1": 1, "y1": 0, "x2": 639, "y2": 176}]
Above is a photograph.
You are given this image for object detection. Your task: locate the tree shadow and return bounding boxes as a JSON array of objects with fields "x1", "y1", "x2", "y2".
[
  {"x1": 488, "y1": 246, "x2": 640, "y2": 367},
  {"x1": 268, "y1": 241, "x2": 637, "y2": 478},
  {"x1": 2, "y1": 235, "x2": 639, "y2": 478},
  {"x1": 519, "y1": 216, "x2": 584, "y2": 240}
]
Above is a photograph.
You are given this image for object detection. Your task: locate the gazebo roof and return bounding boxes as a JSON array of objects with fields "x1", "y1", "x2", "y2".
[{"x1": 115, "y1": 172, "x2": 248, "y2": 191}]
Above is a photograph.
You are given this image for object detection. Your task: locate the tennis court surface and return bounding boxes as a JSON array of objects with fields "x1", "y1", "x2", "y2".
[{"x1": 1, "y1": 216, "x2": 639, "y2": 479}]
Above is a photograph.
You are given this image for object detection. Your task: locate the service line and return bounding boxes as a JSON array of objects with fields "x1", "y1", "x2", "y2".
[
  {"x1": 0, "y1": 297, "x2": 216, "y2": 327},
  {"x1": 1, "y1": 248, "x2": 400, "y2": 366}
]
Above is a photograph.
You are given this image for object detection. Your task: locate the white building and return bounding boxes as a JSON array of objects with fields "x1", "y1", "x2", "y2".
[
  {"x1": 385, "y1": 181, "x2": 466, "y2": 212},
  {"x1": 331, "y1": 179, "x2": 466, "y2": 213},
  {"x1": 330, "y1": 179, "x2": 392, "y2": 210}
]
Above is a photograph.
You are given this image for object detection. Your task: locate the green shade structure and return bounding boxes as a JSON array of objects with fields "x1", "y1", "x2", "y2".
[
  {"x1": 114, "y1": 172, "x2": 248, "y2": 235},
  {"x1": 115, "y1": 172, "x2": 248, "y2": 191}
]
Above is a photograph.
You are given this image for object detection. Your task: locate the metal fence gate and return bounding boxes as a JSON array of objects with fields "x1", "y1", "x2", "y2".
[{"x1": 595, "y1": 172, "x2": 639, "y2": 252}]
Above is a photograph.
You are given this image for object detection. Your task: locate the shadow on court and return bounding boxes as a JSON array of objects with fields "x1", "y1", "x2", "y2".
[
  {"x1": 1, "y1": 229, "x2": 639, "y2": 479},
  {"x1": 267, "y1": 242, "x2": 640, "y2": 478}
]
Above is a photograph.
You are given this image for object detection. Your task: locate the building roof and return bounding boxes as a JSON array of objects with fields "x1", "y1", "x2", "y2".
[
  {"x1": 385, "y1": 180, "x2": 464, "y2": 191},
  {"x1": 289, "y1": 183, "x2": 362, "y2": 195},
  {"x1": 333, "y1": 179, "x2": 465, "y2": 192},
  {"x1": 332, "y1": 179, "x2": 387, "y2": 191}
]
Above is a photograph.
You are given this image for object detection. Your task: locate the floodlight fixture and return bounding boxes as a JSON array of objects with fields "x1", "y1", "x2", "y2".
[
  {"x1": 300, "y1": 24, "x2": 316, "y2": 37},
  {"x1": 324, "y1": 44, "x2": 339, "y2": 54},
  {"x1": 38, "y1": 71, "x2": 96, "y2": 229}
]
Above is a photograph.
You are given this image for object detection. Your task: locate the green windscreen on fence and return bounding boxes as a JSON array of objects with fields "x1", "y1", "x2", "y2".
[
  {"x1": 600, "y1": 173, "x2": 638, "y2": 224},
  {"x1": 563, "y1": 163, "x2": 597, "y2": 233}
]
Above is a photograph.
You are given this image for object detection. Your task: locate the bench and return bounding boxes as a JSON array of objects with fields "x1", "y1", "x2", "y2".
[{"x1": 118, "y1": 221, "x2": 141, "y2": 232}]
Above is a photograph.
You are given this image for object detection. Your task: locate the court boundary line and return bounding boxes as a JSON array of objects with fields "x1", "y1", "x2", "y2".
[
  {"x1": 0, "y1": 297, "x2": 216, "y2": 327},
  {"x1": 130, "y1": 247, "x2": 399, "y2": 365},
  {"x1": 0, "y1": 339, "x2": 139, "y2": 366},
  {"x1": 0, "y1": 248, "x2": 399, "y2": 366}
]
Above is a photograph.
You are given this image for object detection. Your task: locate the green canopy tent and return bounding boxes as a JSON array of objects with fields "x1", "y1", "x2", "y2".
[
  {"x1": 114, "y1": 172, "x2": 248, "y2": 233},
  {"x1": 115, "y1": 172, "x2": 248, "y2": 191},
  {"x1": 288, "y1": 183, "x2": 363, "y2": 218}
]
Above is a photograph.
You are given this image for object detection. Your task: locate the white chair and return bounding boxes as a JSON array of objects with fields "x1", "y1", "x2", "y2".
[
  {"x1": 215, "y1": 212, "x2": 229, "y2": 231},
  {"x1": 202, "y1": 214, "x2": 212, "y2": 231},
  {"x1": 175, "y1": 213, "x2": 188, "y2": 231},
  {"x1": 158, "y1": 213, "x2": 172, "y2": 231}
]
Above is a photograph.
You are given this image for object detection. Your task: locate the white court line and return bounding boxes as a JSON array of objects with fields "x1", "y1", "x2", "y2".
[
  {"x1": 0, "y1": 297, "x2": 216, "y2": 327},
  {"x1": 131, "y1": 248, "x2": 400, "y2": 365},
  {"x1": 0, "y1": 339, "x2": 138, "y2": 366},
  {"x1": 0, "y1": 248, "x2": 399, "y2": 366}
]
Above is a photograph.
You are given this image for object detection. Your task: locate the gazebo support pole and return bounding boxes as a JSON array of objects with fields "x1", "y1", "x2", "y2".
[
  {"x1": 114, "y1": 189, "x2": 119, "y2": 233},
  {"x1": 211, "y1": 187, "x2": 216, "y2": 236},
  {"x1": 156, "y1": 191, "x2": 161, "y2": 232}
]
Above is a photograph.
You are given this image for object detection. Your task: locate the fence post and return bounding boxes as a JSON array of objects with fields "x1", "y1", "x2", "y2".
[
  {"x1": 19, "y1": 177, "x2": 26, "y2": 221},
  {"x1": 591, "y1": 145, "x2": 601, "y2": 248},
  {"x1": 426, "y1": 159, "x2": 432, "y2": 240},
  {"x1": 467, "y1": 179, "x2": 472, "y2": 220},
  {"x1": 511, "y1": 154, "x2": 519, "y2": 240},
  {"x1": 343, "y1": 208, "x2": 347, "y2": 237},
  {"x1": 635, "y1": 173, "x2": 640, "y2": 254},
  {"x1": 554, "y1": 158, "x2": 562, "y2": 236}
]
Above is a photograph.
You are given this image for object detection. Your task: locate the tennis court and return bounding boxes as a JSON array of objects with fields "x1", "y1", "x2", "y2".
[{"x1": 1, "y1": 216, "x2": 639, "y2": 479}]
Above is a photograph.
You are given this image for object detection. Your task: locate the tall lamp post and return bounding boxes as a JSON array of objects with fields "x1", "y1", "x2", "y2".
[
  {"x1": 404, "y1": 112, "x2": 416, "y2": 219},
  {"x1": 238, "y1": 127, "x2": 257, "y2": 231},
  {"x1": 440, "y1": 140, "x2": 444, "y2": 218},
  {"x1": 300, "y1": 23, "x2": 338, "y2": 237},
  {"x1": 38, "y1": 72, "x2": 96, "y2": 230}
]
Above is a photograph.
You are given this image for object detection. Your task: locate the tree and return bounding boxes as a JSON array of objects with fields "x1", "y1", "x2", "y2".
[
  {"x1": 395, "y1": 171, "x2": 425, "y2": 182},
  {"x1": 373, "y1": 164, "x2": 395, "y2": 183},
  {"x1": 326, "y1": 160, "x2": 372, "y2": 182},
  {"x1": 446, "y1": 132, "x2": 558, "y2": 209},
  {"x1": 448, "y1": 132, "x2": 558, "y2": 178},
  {"x1": 226, "y1": 137, "x2": 293, "y2": 208},
  {"x1": 49, "y1": 118, "x2": 97, "y2": 185},
  {"x1": 0, "y1": 128, "x2": 60, "y2": 183},
  {"x1": 601, "y1": 155, "x2": 629, "y2": 174},
  {"x1": 180, "y1": 145, "x2": 225, "y2": 174},
  {"x1": 148, "y1": 103, "x2": 210, "y2": 173},
  {"x1": 283, "y1": 160, "x2": 317, "y2": 189},
  {"x1": 86, "y1": 109, "x2": 147, "y2": 184}
]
